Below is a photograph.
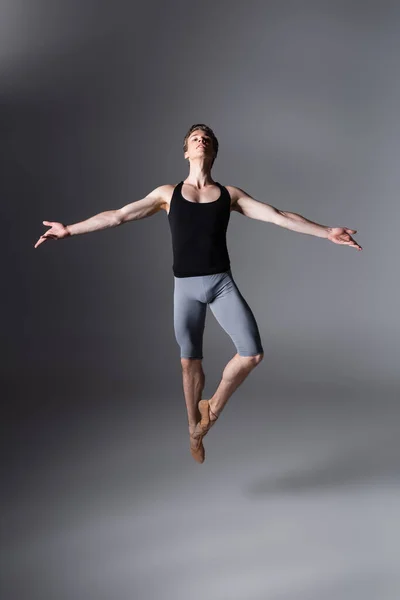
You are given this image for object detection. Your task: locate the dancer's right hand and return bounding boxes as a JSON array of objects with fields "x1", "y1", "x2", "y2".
[{"x1": 34, "y1": 221, "x2": 71, "y2": 248}]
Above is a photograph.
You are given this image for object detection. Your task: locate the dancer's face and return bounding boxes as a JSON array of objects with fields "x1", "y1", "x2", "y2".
[{"x1": 184, "y1": 130, "x2": 215, "y2": 163}]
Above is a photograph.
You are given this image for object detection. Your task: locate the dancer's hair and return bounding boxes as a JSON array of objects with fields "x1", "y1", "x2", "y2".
[{"x1": 183, "y1": 124, "x2": 219, "y2": 166}]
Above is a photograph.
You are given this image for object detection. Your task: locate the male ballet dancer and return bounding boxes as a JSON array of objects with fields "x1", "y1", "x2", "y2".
[{"x1": 35, "y1": 123, "x2": 362, "y2": 464}]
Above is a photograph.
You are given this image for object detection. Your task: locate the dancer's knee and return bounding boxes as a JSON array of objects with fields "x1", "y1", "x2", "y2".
[
  {"x1": 253, "y1": 352, "x2": 264, "y2": 365},
  {"x1": 239, "y1": 352, "x2": 264, "y2": 366}
]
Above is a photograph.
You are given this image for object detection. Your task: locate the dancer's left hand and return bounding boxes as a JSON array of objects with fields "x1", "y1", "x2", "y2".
[{"x1": 327, "y1": 227, "x2": 362, "y2": 250}]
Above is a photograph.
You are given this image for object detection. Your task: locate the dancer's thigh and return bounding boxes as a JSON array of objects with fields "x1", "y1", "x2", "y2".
[
  {"x1": 209, "y1": 272, "x2": 263, "y2": 357},
  {"x1": 173, "y1": 276, "x2": 207, "y2": 359}
]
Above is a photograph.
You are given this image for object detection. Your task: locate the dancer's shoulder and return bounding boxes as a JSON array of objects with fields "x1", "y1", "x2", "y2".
[{"x1": 149, "y1": 184, "x2": 177, "y2": 213}]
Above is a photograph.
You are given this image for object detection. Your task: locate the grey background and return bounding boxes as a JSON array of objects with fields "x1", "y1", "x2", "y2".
[{"x1": 2, "y1": 1, "x2": 399, "y2": 599}]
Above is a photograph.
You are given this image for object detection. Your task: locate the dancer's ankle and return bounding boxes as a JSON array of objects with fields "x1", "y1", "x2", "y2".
[{"x1": 208, "y1": 400, "x2": 219, "y2": 420}]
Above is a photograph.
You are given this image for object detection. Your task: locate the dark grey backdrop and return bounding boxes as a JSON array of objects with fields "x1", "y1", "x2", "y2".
[{"x1": 2, "y1": 1, "x2": 399, "y2": 599}]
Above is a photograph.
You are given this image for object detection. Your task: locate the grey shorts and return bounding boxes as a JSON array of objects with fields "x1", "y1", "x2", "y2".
[{"x1": 173, "y1": 269, "x2": 264, "y2": 359}]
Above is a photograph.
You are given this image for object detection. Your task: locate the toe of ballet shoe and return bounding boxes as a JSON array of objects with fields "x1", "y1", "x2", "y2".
[{"x1": 190, "y1": 440, "x2": 205, "y2": 463}]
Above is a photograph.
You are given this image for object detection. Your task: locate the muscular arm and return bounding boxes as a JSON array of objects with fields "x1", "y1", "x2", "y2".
[
  {"x1": 35, "y1": 185, "x2": 172, "y2": 248},
  {"x1": 66, "y1": 185, "x2": 170, "y2": 236},
  {"x1": 228, "y1": 186, "x2": 331, "y2": 238}
]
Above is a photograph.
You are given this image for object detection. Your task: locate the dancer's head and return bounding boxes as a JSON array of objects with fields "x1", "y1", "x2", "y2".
[{"x1": 183, "y1": 124, "x2": 219, "y2": 168}]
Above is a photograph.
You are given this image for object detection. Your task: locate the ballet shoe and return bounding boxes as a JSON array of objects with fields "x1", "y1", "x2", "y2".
[
  {"x1": 190, "y1": 434, "x2": 205, "y2": 464},
  {"x1": 197, "y1": 399, "x2": 219, "y2": 436},
  {"x1": 189, "y1": 401, "x2": 219, "y2": 464}
]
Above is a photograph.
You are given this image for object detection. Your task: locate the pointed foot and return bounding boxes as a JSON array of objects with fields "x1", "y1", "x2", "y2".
[
  {"x1": 197, "y1": 399, "x2": 219, "y2": 435},
  {"x1": 190, "y1": 434, "x2": 205, "y2": 463}
]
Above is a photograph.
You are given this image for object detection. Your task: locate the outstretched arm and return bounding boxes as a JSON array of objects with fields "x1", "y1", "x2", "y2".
[
  {"x1": 228, "y1": 186, "x2": 362, "y2": 251},
  {"x1": 34, "y1": 185, "x2": 170, "y2": 248}
]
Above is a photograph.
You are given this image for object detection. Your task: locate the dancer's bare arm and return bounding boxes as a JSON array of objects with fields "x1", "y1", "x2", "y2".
[
  {"x1": 228, "y1": 185, "x2": 362, "y2": 250},
  {"x1": 34, "y1": 185, "x2": 172, "y2": 248}
]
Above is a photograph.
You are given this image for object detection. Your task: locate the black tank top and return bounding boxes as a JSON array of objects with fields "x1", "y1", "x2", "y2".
[{"x1": 167, "y1": 181, "x2": 232, "y2": 277}]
